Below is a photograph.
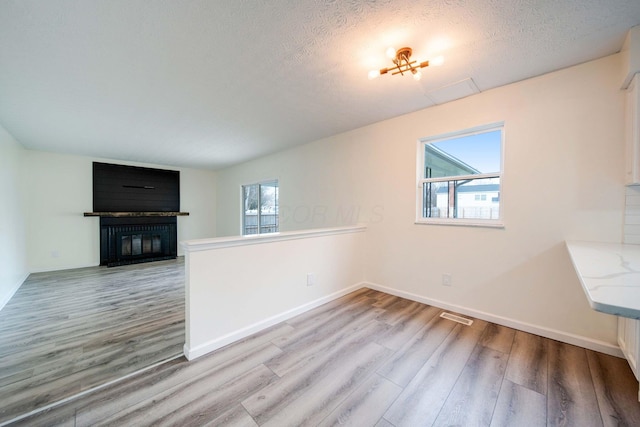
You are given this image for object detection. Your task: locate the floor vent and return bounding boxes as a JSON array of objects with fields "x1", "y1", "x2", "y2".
[{"x1": 440, "y1": 312, "x2": 474, "y2": 326}]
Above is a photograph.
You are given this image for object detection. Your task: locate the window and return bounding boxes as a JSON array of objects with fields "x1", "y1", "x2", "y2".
[
  {"x1": 417, "y1": 123, "x2": 503, "y2": 227},
  {"x1": 242, "y1": 180, "x2": 279, "y2": 235}
]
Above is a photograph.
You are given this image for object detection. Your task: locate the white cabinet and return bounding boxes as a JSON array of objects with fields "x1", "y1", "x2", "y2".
[
  {"x1": 618, "y1": 316, "x2": 640, "y2": 400},
  {"x1": 626, "y1": 73, "x2": 640, "y2": 185}
]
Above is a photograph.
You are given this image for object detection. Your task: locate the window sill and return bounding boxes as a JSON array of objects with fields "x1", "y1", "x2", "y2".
[{"x1": 415, "y1": 219, "x2": 505, "y2": 229}]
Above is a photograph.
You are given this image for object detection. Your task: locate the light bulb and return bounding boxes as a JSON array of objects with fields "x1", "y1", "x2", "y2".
[
  {"x1": 430, "y1": 55, "x2": 444, "y2": 66},
  {"x1": 385, "y1": 47, "x2": 397, "y2": 59},
  {"x1": 368, "y1": 69, "x2": 381, "y2": 80},
  {"x1": 413, "y1": 70, "x2": 422, "y2": 81}
]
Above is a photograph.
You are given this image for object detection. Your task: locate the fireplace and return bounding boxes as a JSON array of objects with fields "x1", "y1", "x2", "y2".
[
  {"x1": 86, "y1": 162, "x2": 189, "y2": 267},
  {"x1": 100, "y1": 217, "x2": 177, "y2": 267}
]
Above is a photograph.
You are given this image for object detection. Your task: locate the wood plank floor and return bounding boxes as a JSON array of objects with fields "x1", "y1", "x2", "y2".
[
  {"x1": 0, "y1": 259, "x2": 185, "y2": 425},
  {"x1": 7, "y1": 288, "x2": 640, "y2": 426}
]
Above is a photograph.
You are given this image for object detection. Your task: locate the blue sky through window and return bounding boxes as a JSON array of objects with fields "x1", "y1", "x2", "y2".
[{"x1": 430, "y1": 130, "x2": 501, "y2": 173}]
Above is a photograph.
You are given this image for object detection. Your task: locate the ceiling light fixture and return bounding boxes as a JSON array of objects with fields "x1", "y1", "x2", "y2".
[{"x1": 368, "y1": 47, "x2": 444, "y2": 81}]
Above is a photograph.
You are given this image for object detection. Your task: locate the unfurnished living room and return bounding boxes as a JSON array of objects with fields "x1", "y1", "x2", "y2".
[{"x1": 3, "y1": 1, "x2": 640, "y2": 426}]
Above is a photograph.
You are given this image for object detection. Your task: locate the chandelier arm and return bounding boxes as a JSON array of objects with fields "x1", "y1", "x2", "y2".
[
  {"x1": 385, "y1": 59, "x2": 419, "y2": 75},
  {"x1": 371, "y1": 47, "x2": 438, "y2": 79},
  {"x1": 392, "y1": 67, "x2": 413, "y2": 75}
]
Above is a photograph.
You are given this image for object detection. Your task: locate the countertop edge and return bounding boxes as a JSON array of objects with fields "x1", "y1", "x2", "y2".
[{"x1": 566, "y1": 240, "x2": 640, "y2": 319}]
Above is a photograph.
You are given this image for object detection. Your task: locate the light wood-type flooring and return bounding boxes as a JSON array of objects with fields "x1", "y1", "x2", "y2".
[
  {"x1": 7, "y1": 287, "x2": 640, "y2": 426},
  {"x1": 0, "y1": 259, "x2": 185, "y2": 425}
]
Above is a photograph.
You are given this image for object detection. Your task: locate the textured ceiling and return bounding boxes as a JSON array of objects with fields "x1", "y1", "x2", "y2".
[{"x1": 1, "y1": 0, "x2": 640, "y2": 170}]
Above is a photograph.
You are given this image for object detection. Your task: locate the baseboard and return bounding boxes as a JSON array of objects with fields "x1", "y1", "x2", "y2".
[
  {"x1": 183, "y1": 280, "x2": 623, "y2": 361},
  {"x1": 29, "y1": 257, "x2": 183, "y2": 274},
  {"x1": 28, "y1": 263, "x2": 100, "y2": 274},
  {"x1": 364, "y1": 282, "x2": 623, "y2": 358},
  {"x1": 0, "y1": 272, "x2": 29, "y2": 312},
  {"x1": 184, "y1": 282, "x2": 366, "y2": 360}
]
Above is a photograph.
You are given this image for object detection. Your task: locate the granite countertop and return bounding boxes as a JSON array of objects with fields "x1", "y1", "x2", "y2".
[{"x1": 566, "y1": 241, "x2": 640, "y2": 319}]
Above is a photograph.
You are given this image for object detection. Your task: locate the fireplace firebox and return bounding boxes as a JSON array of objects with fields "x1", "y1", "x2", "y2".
[{"x1": 100, "y1": 217, "x2": 177, "y2": 267}]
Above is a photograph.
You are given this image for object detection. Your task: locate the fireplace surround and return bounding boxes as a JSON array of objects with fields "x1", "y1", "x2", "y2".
[
  {"x1": 85, "y1": 162, "x2": 189, "y2": 267},
  {"x1": 99, "y1": 216, "x2": 177, "y2": 267}
]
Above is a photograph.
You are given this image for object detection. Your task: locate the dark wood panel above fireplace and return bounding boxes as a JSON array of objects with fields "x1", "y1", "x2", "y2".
[{"x1": 93, "y1": 162, "x2": 180, "y2": 212}]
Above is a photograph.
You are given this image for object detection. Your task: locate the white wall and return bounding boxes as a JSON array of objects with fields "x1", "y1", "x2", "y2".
[
  {"x1": 0, "y1": 124, "x2": 28, "y2": 309},
  {"x1": 182, "y1": 226, "x2": 366, "y2": 360},
  {"x1": 24, "y1": 151, "x2": 217, "y2": 272},
  {"x1": 216, "y1": 126, "x2": 374, "y2": 236},
  {"x1": 216, "y1": 54, "x2": 626, "y2": 349}
]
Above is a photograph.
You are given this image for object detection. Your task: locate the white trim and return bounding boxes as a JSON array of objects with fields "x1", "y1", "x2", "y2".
[
  {"x1": 185, "y1": 279, "x2": 622, "y2": 361},
  {"x1": 28, "y1": 263, "x2": 100, "y2": 274},
  {"x1": 416, "y1": 122, "x2": 505, "y2": 226},
  {"x1": 419, "y1": 172, "x2": 501, "y2": 184},
  {"x1": 240, "y1": 178, "x2": 280, "y2": 236},
  {"x1": 618, "y1": 318, "x2": 639, "y2": 379},
  {"x1": 239, "y1": 176, "x2": 280, "y2": 189},
  {"x1": 0, "y1": 272, "x2": 29, "y2": 312},
  {"x1": 420, "y1": 121, "x2": 506, "y2": 143},
  {"x1": 364, "y1": 282, "x2": 624, "y2": 358},
  {"x1": 414, "y1": 219, "x2": 505, "y2": 228},
  {"x1": 183, "y1": 282, "x2": 366, "y2": 360},
  {"x1": 180, "y1": 224, "x2": 366, "y2": 252}
]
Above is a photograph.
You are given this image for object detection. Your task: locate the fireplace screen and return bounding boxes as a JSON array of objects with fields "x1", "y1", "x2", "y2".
[
  {"x1": 120, "y1": 233, "x2": 163, "y2": 256},
  {"x1": 100, "y1": 217, "x2": 177, "y2": 267}
]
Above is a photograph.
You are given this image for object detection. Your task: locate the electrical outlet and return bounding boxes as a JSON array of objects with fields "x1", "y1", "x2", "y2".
[
  {"x1": 307, "y1": 273, "x2": 316, "y2": 286},
  {"x1": 442, "y1": 273, "x2": 452, "y2": 286},
  {"x1": 51, "y1": 250, "x2": 60, "y2": 258}
]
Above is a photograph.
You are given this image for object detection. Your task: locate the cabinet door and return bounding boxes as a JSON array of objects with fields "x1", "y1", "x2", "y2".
[
  {"x1": 619, "y1": 316, "x2": 640, "y2": 380},
  {"x1": 626, "y1": 74, "x2": 640, "y2": 185}
]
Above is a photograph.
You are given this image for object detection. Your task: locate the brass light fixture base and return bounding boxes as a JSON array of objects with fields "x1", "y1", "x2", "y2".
[
  {"x1": 369, "y1": 46, "x2": 442, "y2": 80},
  {"x1": 394, "y1": 47, "x2": 413, "y2": 63}
]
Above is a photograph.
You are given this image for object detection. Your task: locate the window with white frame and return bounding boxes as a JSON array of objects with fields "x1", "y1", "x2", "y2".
[
  {"x1": 242, "y1": 180, "x2": 279, "y2": 235},
  {"x1": 417, "y1": 123, "x2": 503, "y2": 227}
]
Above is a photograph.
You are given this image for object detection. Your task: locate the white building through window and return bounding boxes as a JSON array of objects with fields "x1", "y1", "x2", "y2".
[
  {"x1": 417, "y1": 123, "x2": 504, "y2": 227},
  {"x1": 242, "y1": 180, "x2": 279, "y2": 235}
]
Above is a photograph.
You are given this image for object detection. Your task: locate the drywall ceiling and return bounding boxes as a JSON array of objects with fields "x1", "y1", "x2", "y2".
[{"x1": 1, "y1": 0, "x2": 639, "y2": 170}]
